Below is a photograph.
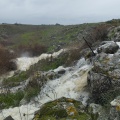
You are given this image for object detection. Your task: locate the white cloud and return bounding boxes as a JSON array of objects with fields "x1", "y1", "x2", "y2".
[{"x1": 0, "y1": 0, "x2": 120, "y2": 24}]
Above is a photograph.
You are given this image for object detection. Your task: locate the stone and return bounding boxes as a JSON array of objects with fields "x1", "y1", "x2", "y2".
[{"x1": 97, "y1": 42, "x2": 119, "y2": 54}]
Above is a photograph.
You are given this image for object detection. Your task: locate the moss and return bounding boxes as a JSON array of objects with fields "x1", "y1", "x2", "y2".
[{"x1": 33, "y1": 97, "x2": 91, "y2": 120}]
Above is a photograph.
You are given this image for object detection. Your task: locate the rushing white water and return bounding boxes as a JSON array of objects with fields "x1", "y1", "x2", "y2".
[
  {"x1": 16, "y1": 49, "x2": 65, "y2": 71},
  {"x1": 0, "y1": 57, "x2": 92, "y2": 120}
]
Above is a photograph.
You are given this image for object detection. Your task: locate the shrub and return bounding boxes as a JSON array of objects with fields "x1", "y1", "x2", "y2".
[{"x1": 0, "y1": 45, "x2": 16, "y2": 75}]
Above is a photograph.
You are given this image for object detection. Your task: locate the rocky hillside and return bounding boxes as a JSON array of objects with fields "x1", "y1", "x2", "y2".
[{"x1": 1, "y1": 19, "x2": 120, "y2": 120}]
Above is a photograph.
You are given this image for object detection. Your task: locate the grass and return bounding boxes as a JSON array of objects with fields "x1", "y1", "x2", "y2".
[
  {"x1": 0, "y1": 91, "x2": 24, "y2": 109},
  {"x1": 3, "y1": 71, "x2": 28, "y2": 87}
]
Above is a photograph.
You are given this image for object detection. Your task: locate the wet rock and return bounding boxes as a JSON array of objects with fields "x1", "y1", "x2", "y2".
[{"x1": 4, "y1": 116, "x2": 14, "y2": 120}]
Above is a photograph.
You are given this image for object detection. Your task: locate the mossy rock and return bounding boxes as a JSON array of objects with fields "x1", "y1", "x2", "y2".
[{"x1": 33, "y1": 97, "x2": 91, "y2": 120}]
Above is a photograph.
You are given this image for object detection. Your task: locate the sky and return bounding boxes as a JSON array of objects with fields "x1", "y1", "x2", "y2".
[{"x1": 0, "y1": 0, "x2": 120, "y2": 25}]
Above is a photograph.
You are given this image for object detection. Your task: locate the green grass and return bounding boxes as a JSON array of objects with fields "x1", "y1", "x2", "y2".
[
  {"x1": 3, "y1": 71, "x2": 28, "y2": 87},
  {"x1": 0, "y1": 91, "x2": 24, "y2": 109},
  {"x1": 0, "y1": 23, "x2": 98, "y2": 53}
]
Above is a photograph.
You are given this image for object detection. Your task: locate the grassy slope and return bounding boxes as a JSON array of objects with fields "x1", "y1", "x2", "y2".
[{"x1": 0, "y1": 23, "x2": 98, "y2": 53}]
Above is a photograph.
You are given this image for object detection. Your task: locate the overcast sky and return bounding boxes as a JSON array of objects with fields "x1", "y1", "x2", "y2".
[{"x1": 0, "y1": 0, "x2": 120, "y2": 25}]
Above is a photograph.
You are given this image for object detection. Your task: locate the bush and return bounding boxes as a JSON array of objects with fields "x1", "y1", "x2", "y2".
[{"x1": 0, "y1": 45, "x2": 16, "y2": 75}]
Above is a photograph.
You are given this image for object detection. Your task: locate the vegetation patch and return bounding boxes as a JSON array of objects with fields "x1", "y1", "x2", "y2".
[
  {"x1": 33, "y1": 97, "x2": 91, "y2": 120},
  {"x1": 0, "y1": 91, "x2": 24, "y2": 109},
  {"x1": 3, "y1": 71, "x2": 28, "y2": 87}
]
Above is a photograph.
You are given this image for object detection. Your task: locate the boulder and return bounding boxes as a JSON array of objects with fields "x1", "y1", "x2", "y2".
[
  {"x1": 33, "y1": 97, "x2": 92, "y2": 120},
  {"x1": 97, "y1": 42, "x2": 119, "y2": 54}
]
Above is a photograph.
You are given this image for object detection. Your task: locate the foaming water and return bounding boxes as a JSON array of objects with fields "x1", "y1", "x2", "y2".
[
  {"x1": 16, "y1": 49, "x2": 65, "y2": 71},
  {"x1": 0, "y1": 58, "x2": 92, "y2": 120}
]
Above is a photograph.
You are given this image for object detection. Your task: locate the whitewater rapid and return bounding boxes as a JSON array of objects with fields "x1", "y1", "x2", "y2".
[
  {"x1": 0, "y1": 57, "x2": 92, "y2": 120},
  {"x1": 16, "y1": 49, "x2": 65, "y2": 71}
]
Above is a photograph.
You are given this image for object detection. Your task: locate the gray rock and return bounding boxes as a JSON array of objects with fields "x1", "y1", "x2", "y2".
[{"x1": 97, "y1": 42, "x2": 119, "y2": 54}]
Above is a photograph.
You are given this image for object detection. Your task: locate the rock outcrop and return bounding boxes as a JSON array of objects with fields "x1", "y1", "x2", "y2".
[{"x1": 87, "y1": 42, "x2": 120, "y2": 105}]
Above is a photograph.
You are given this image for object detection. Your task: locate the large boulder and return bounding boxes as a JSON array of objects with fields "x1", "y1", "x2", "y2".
[{"x1": 97, "y1": 41, "x2": 119, "y2": 54}]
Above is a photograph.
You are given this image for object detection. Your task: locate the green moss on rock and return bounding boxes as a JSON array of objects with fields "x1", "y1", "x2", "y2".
[{"x1": 33, "y1": 97, "x2": 91, "y2": 120}]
